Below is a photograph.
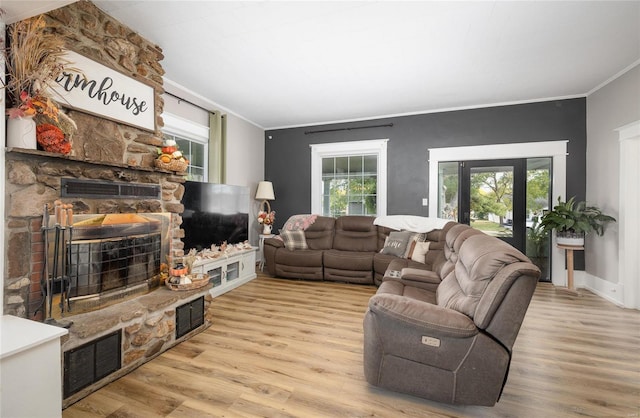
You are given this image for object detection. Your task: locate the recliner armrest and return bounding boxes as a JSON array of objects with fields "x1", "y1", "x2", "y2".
[
  {"x1": 400, "y1": 268, "x2": 440, "y2": 284},
  {"x1": 368, "y1": 293, "x2": 477, "y2": 339},
  {"x1": 264, "y1": 237, "x2": 284, "y2": 248}
]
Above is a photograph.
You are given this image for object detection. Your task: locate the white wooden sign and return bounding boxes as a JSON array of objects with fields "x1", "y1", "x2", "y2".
[{"x1": 51, "y1": 51, "x2": 156, "y2": 132}]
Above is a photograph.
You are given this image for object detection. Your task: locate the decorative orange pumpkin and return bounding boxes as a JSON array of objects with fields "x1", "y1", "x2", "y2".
[{"x1": 36, "y1": 123, "x2": 71, "y2": 155}]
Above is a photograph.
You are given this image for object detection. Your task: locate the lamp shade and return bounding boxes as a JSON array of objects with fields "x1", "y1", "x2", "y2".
[{"x1": 255, "y1": 181, "x2": 275, "y2": 201}]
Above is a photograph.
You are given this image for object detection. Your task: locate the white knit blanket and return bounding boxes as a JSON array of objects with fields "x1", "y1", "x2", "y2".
[{"x1": 373, "y1": 215, "x2": 451, "y2": 233}]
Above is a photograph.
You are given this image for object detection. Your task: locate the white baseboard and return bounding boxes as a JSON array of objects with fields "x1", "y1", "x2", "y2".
[{"x1": 574, "y1": 271, "x2": 624, "y2": 307}]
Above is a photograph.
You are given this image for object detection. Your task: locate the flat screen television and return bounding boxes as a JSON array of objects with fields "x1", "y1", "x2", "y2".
[{"x1": 181, "y1": 181, "x2": 250, "y2": 251}]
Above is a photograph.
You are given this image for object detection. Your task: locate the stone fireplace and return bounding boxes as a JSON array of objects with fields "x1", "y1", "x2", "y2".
[
  {"x1": 5, "y1": 150, "x2": 185, "y2": 320},
  {"x1": 3, "y1": 2, "x2": 215, "y2": 406},
  {"x1": 3, "y1": 1, "x2": 180, "y2": 319}
]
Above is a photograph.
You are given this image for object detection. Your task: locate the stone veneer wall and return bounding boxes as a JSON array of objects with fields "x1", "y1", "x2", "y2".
[
  {"x1": 4, "y1": 151, "x2": 186, "y2": 318},
  {"x1": 3, "y1": 1, "x2": 219, "y2": 406},
  {"x1": 3, "y1": 0, "x2": 188, "y2": 319}
]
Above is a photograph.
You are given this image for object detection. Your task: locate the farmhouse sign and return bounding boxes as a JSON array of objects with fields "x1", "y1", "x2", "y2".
[{"x1": 51, "y1": 51, "x2": 155, "y2": 132}]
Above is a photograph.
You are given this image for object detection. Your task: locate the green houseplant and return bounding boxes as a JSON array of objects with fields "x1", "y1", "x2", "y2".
[
  {"x1": 526, "y1": 216, "x2": 549, "y2": 280},
  {"x1": 539, "y1": 196, "x2": 616, "y2": 246}
]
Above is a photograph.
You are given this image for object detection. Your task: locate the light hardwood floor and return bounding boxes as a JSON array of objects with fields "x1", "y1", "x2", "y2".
[{"x1": 64, "y1": 272, "x2": 640, "y2": 418}]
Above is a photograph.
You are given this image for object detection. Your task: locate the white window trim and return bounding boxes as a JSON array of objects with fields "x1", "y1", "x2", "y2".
[
  {"x1": 162, "y1": 112, "x2": 209, "y2": 144},
  {"x1": 428, "y1": 140, "x2": 568, "y2": 286},
  {"x1": 310, "y1": 139, "x2": 388, "y2": 216},
  {"x1": 162, "y1": 112, "x2": 210, "y2": 181}
]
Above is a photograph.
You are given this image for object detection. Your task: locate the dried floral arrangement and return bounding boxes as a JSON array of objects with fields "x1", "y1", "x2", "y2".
[
  {"x1": 4, "y1": 15, "x2": 78, "y2": 153},
  {"x1": 257, "y1": 210, "x2": 275, "y2": 225}
]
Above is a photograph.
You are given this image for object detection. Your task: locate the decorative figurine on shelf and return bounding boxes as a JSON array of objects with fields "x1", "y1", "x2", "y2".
[{"x1": 155, "y1": 138, "x2": 189, "y2": 172}]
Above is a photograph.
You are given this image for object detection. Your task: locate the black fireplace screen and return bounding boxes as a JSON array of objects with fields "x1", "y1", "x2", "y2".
[
  {"x1": 45, "y1": 213, "x2": 169, "y2": 302},
  {"x1": 67, "y1": 233, "x2": 161, "y2": 298}
]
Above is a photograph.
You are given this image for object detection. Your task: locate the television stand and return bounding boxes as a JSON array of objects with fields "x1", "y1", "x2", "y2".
[{"x1": 190, "y1": 247, "x2": 258, "y2": 298}]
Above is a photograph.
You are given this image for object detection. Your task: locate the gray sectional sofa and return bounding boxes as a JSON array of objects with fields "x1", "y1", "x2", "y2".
[
  {"x1": 263, "y1": 215, "x2": 454, "y2": 284},
  {"x1": 264, "y1": 215, "x2": 540, "y2": 406}
]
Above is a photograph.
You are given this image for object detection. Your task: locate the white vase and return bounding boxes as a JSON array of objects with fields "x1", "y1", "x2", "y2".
[
  {"x1": 263, "y1": 224, "x2": 272, "y2": 234},
  {"x1": 6, "y1": 117, "x2": 37, "y2": 149}
]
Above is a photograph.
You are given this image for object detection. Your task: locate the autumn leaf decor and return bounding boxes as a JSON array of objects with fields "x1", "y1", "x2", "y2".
[{"x1": 3, "y1": 15, "x2": 78, "y2": 154}]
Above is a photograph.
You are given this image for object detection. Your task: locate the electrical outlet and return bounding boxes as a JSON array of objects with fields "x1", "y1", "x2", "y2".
[{"x1": 422, "y1": 198, "x2": 428, "y2": 206}]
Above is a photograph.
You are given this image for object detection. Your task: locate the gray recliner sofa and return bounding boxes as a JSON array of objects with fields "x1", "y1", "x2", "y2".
[
  {"x1": 363, "y1": 224, "x2": 540, "y2": 406},
  {"x1": 263, "y1": 215, "x2": 455, "y2": 284}
]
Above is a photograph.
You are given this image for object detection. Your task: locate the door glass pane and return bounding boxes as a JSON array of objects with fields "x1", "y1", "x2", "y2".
[
  {"x1": 438, "y1": 162, "x2": 458, "y2": 220},
  {"x1": 526, "y1": 157, "x2": 552, "y2": 281},
  {"x1": 469, "y1": 166, "x2": 514, "y2": 238}
]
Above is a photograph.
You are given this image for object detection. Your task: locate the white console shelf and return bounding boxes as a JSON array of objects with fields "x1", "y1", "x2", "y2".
[{"x1": 191, "y1": 247, "x2": 257, "y2": 298}]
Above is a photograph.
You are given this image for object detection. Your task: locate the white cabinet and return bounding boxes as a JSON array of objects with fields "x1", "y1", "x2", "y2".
[
  {"x1": 191, "y1": 247, "x2": 257, "y2": 298},
  {"x1": 1, "y1": 315, "x2": 68, "y2": 417}
]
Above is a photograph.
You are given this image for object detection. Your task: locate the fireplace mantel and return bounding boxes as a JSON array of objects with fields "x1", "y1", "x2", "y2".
[{"x1": 6, "y1": 147, "x2": 174, "y2": 175}]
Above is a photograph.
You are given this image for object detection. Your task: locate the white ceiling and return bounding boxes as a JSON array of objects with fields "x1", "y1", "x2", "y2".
[{"x1": 4, "y1": 1, "x2": 640, "y2": 129}]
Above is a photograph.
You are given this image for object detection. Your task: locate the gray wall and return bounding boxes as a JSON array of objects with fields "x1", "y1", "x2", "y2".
[
  {"x1": 265, "y1": 98, "x2": 587, "y2": 233},
  {"x1": 586, "y1": 65, "x2": 640, "y2": 283}
]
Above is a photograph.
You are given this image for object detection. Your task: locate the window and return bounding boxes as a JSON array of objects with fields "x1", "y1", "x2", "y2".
[
  {"x1": 164, "y1": 133, "x2": 206, "y2": 181},
  {"x1": 162, "y1": 113, "x2": 209, "y2": 182},
  {"x1": 438, "y1": 161, "x2": 459, "y2": 220},
  {"x1": 311, "y1": 139, "x2": 388, "y2": 217}
]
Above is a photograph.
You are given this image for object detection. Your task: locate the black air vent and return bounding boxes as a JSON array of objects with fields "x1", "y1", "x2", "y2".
[
  {"x1": 62, "y1": 179, "x2": 160, "y2": 199},
  {"x1": 64, "y1": 330, "x2": 121, "y2": 398}
]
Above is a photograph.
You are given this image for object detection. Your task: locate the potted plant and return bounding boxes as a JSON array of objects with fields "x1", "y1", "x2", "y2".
[
  {"x1": 539, "y1": 196, "x2": 616, "y2": 246},
  {"x1": 526, "y1": 216, "x2": 549, "y2": 279}
]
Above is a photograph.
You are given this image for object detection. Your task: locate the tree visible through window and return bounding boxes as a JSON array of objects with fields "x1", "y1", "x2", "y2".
[
  {"x1": 310, "y1": 139, "x2": 388, "y2": 217},
  {"x1": 322, "y1": 155, "x2": 377, "y2": 217}
]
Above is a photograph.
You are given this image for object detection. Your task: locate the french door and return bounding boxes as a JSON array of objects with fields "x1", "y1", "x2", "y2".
[
  {"x1": 459, "y1": 159, "x2": 526, "y2": 251},
  {"x1": 438, "y1": 157, "x2": 552, "y2": 281}
]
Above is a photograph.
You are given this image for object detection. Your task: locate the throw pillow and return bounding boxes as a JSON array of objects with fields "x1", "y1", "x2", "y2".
[
  {"x1": 280, "y1": 230, "x2": 308, "y2": 251},
  {"x1": 381, "y1": 231, "x2": 413, "y2": 257},
  {"x1": 413, "y1": 232, "x2": 428, "y2": 242},
  {"x1": 281, "y1": 214, "x2": 318, "y2": 231},
  {"x1": 405, "y1": 240, "x2": 418, "y2": 259},
  {"x1": 411, "y1": 241, "x2": 430, "y2": 263},
  {"x1": 403, "y1": 232, "x2": 430, "y2": 257}
]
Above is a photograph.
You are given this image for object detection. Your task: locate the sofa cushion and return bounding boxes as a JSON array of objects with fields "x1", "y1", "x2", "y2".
[
  {"x1": 280, "y1": 230, "x2": 308, "y2": 250},
  {"x1": 380, "y1": 231, "x2": 414, "y2": 257},
  {"x1": 304, "y1": 216, "x2": 336, "y2": 250},
  {"x1": 333, "y1": 216, "x2": 378, "y2": 252},
  {"x1": 324, "y1": 249, "x2": 374, "y2": 271},
  {"x1": 275, "y1": 248, "x2": 323, "y2": 267},
  {"x1": 436, "y1": 234, "x2": 530, "y2": 320},
  {"x1": 377, "y1": 279, "x2": 437, "y2": 304}
]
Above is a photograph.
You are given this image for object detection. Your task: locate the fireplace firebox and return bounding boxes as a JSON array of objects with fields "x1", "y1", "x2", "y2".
[{"x1": 45, "y1": 213, "x2": 171, "y2": 316}]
